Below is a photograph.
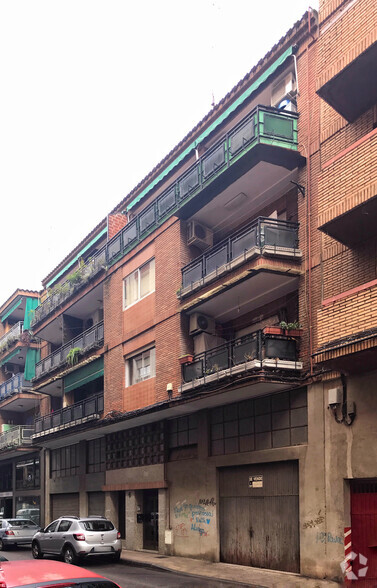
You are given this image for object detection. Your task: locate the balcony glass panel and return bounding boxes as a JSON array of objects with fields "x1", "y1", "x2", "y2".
[
  {"x1": 205, "y1": 244, "x2": 228, "y2": 275},
  {"x1": 84, "y1": 329, "x2": 95, "y2": 347},
  {"x1": 206, "y1": 345, "x2": 229, "y2": 373},
  {"x1": 183, "y1": 360, "x2": 204, "y2": 383},
  {"x1": 203, "y1": 144, "x2": 226, "y2": 180},
  {"x1": 233, "y1": 336, "x2": 258, "y2": 365},
  {"x1": 84, "y1": 396, "x2": 96, "y2": 416},
  {"x1": 157, "y1": 187, "x2": 176, "y2": 219},
  {"x1": 62, "y1": 407, "x2": 72, "y2": 425},
  {"x1": 107, "y1": 234, "x2": 121, "y2": 261},
  {"x1": 264, "y1": 337, "x2": 296, "y2": 361},
  {"x1": 73, "y1": 403, "x2": 83, "y2": 420},
  {"x1": 263, "y1": 113, "x2": 294, "y2": 139},
  {"x1": 139, "y1": 204, "x2": 156, "y2": 235},
  {"x1": 229, "y1": 118, "x2": 255, "y2": 156},
  {"x1": 182, "y1": 260, "x2": 203, "y2": 289},
  {"x1": 52, "y1": 412, "x2": 61, "y2": 428},
  {"x1": 179, "y1": 166, "x2": 200, "y2": 200},
  {"x1": 122, "y1": 221, "x2": 138, "y2": 247},
  {"x1": 231, "y1": 227, "x2": 257, "y2": 258},
  {"x1": 262, "y1": 223, "x2": 297, "y2": 248}
]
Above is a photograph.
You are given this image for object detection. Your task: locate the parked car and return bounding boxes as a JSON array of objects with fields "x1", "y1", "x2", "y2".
[
  {"x1": 16, "y1": 508, "x2": 40, "y2": 524},
  {"x1": 0, "y1": 519, "x2": 40, "y2": 550},
  {"x1": 32, "y1": 515, "x2": 122, "y2": 564},
  {"x1": 0, "y1": 559, "x2": 121, "y2": 587}
]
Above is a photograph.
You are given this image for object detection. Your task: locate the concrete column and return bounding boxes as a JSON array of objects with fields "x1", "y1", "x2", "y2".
[
  {"x1": 105, "y1": 491, "x2": 118, "y2": 525},
  {"x1": 78, "y1": 441, "x2": 87, "y2": 516},
  {"x1": 44, "y1": 449, "x2": 51, "y2": 525},
  {"x1": 158, "y1": 488, "x2": 168, "y2": 554},
  {"x1": 126, "y1": 490, "x2": 143, "y2": 550}
]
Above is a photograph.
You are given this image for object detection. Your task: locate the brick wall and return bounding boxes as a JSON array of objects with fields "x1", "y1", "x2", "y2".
[{"x1": 108, "y1": 214, "x2": 128, "y2": 240}]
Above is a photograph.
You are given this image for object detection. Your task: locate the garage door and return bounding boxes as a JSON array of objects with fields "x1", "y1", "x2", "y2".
[
  {"x1": 219, "y1": 460, "x2": 299, "y2": 572},
  {"x1": 350, "y1": 480, "x2": 377, "y2": 586},
  {"x1": 51, "y1": 493, "x2": 79, "y2": 520},
  {"x1": 88, "y1": 492, "x2": 105, "y2": 517}
]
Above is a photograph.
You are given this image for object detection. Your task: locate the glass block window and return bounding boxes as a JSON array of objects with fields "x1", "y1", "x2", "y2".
[
  {"x1": 106, "y1": 421, "x2": 166, "y2": 470},
  {"x1": 210, "y1": 388, "x2": 307, "y2": 456}
]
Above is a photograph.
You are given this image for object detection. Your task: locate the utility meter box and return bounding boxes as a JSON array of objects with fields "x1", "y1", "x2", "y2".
[{"x1": 328, "y1": 387, "x2": 342, "y2": 406}]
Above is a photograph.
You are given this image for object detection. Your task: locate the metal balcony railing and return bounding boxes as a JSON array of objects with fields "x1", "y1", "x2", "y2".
[
  {"x1": 31, "y1": 106, "x2": 299, "y2": 329},
  {"x1": 0, "y1": 425, "x2": 34, "y2": 451},
  {"x1": 181, "y1": 217, "x2": 299, "y2": 290},
  {"x1": 34, "y1": 392, "x2": 104, "y2": 434},
  {"x1": 0, "y1": 321, "x2": 24, "y2": 354},
  {"x1": 34, "y1": 321, "x2": 104, "y2": 380},
  {"x1": 0, "y1": 374, "x2": 31, "y2": 402},
  {"x1": 182, "y1": 330, "x2": 299, "y2": 383}
]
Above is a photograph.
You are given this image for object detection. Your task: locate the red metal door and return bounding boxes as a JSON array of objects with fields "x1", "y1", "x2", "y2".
[{"x1": 350, "y1": 480, "x2": 377, "y2": 586}]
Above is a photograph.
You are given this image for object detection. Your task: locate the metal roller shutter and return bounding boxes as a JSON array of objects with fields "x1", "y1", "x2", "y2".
[
  {"x1": 88, "y1": 492, "x2": 105, "y2": 517},
  {"x1": 51, "y1": 493, "x2": 79, "y2": 520},
  {"x1": 219, "y1": 460, "x2": 299, "y2": 573}
]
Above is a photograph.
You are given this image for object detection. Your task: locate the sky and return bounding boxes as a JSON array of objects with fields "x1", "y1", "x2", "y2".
[{"x1": 0, "y1": 0, "x2": 318, "y2": 305}]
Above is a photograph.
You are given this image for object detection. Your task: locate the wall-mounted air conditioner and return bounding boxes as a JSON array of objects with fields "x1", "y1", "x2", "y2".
[
  {"x1": 271, "y1": 72, "x2": 297, "y2": 107},
  {"x1": 189, "y1": 313, "x2": 216, "y2": 336},
  {"x1": 187, "y1": 221, "x2": 213, "y2": 250}
]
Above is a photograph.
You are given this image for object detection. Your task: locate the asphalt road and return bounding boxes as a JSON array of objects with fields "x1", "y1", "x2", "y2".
[{"x1": 0, "y1": 546, "x2": 235, "y2": 588}]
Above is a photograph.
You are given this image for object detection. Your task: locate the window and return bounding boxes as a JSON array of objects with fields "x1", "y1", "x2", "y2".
[
  {"x1": 50, "y1": 444, "x2": 79, "y2": 478},
  {"x1": 126, "y1": 347, "x2": 155, "y2": 386},
  {"x1": 123, "y1": 258, "x2": 155, "y2": 308},
  {"x1": 16, "y1": 458, "x2": 40, "y2": 490},
  {"x1": 87, "y1": 438, "x2": 105, "y2": 473},
  {"x1": 57, "y1": 520, "x2": 73, "y2": 532}
]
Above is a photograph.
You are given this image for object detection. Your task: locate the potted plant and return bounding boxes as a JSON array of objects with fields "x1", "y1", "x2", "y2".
[{"x1": 279, "y1": 321, "x2": 303, "y2": 337}]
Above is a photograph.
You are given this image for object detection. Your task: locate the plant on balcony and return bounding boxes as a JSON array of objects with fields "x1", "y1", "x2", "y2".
[
  {"x1": 66, "y1": 347, "x2": 81, "y2": 366},
  {"x1": 205, "y1": 363, "x2": 220, "y2": 375},
  {"x1": 279, "y1": 321, "x2": 303, "y2": 336}
]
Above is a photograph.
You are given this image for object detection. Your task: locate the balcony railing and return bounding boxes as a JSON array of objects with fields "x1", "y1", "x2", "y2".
[
  {"x1": 31, "y1": 106, "x2": 299, "y2": 329},
  {"x1": 182, "y1": 330, "x2": 301, "y2": 385},
  {"x1": 181, "y1": 217, "x2": 299, "y2": 291},
  {"x1": 31, "y1": 251, "x2": 107, "y2": 327},
  {"x1": 34, "y1": 392, "x2": 104, "y2": 434},
  {"x1": 0, "y1": 374, "x2": 31, "y2": 402},
  {"x1": 34, "y1": 321, "x2": 104, "y2": 380},
  {"x1": 0, "y1": 321, "x2": 24, "y2": 354},
  {"x1": 0, "y1": 425, "x2": 34, "y2": 451}
]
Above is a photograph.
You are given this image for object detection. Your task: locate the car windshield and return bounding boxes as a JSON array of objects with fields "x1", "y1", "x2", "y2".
[
  {"x1": 7, "y1": 519, "x2": 37, "y2": 527},
  {"x1": 79, "y1": 520, "x2": 114, "y2": 532}
]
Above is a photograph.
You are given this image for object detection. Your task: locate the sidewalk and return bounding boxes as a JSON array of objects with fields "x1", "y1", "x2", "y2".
[{"x1": 120, "y1": 549, "x2": 341, "y2": 587}]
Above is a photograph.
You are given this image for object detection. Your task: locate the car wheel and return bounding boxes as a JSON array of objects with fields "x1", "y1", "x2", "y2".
[
  {"x1": 0, "y1": 539, "x2": 6, "y2": 551},
  {"x1": 63, "y1": 545, "x2": 78, "y2": 565},
  {"x1": 112, "y1": 552, "x2": 121, "y2": 562},
  {"x1": 32, "y1": 541, "x2": 43, "y2": 559}
]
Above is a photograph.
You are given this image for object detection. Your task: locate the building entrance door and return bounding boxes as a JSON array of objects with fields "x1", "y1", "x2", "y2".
[
  {"x1": 219, "y1": 460, "x2": 299, "y2": 572},
  {"x1": 143, "y1": 489, "x2": 158, "y2": 550},
  {"x1": 350, "y1": 479, "x2": 377, "y2": 585}
]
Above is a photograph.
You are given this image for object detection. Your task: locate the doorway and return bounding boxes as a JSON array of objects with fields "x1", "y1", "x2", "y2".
[{"x1": 143, "y1": 489, "x2": 158, "y2": 550}]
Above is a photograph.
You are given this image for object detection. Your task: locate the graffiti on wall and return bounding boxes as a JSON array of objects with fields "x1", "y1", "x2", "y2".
[
  {"x1": 173, "y1": 498, "x2": 215, "y2": 538},
  {"x1": 316, "y1": 531, "x2": 343, "y2": 545}
]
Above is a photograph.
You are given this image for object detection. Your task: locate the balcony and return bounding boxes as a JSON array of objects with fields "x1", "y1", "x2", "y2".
[
  {"x1": 0, "y1": 425, "x2": 34, "y2": 451},
  {"x1": 181, "y1": 217, "x2": 300, "y2": 296},
  {"x1": 31, "y1": 251, "x2": 107, "y2": 328},
  {"x1": 0, "y1": 374, "x2": 31, "y2": 402},
  {"x1": 317, "y1": 41, "x2": 377, "y2": 123},
  {"x1": 33, "y1": 392, "x2": 104, "y2": 437},
  {"x1": 34, "y1": 321, "x2": 104, "y2": 381},
  {"x1": 0, "y1": 322, "x2": 24, "y2": 355},
  {"x1": 180, "y1": 330, "x2": 302, "y2": 393},
  {"x1": 30, "y1": 106, "x2": 303, "y2": 330}
]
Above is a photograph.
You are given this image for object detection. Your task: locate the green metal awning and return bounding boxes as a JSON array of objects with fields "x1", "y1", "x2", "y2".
[
  {"x1": 0, "y1": 348, "x2": 21, "y2": 366},
  {"x1": 64, "y1": 357, "x2": 104, "y2": 393},
  {"x1": 1, "y1": 299, "x2": 22, "y2": 322},
  {"x1": 127, "y1": 46, "x2": 294, "y2": 212}
]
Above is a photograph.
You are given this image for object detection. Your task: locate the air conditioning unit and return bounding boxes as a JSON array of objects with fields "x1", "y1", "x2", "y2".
[
  {"x1": 271, "y1": 72, "x2": 297, "y2": 107},
  {"x1": 189, "y1": 313, "x2": 216, "y2": 336},
  {"x1": 187, "y1": 221, "x2": 213, "y2": 250}
]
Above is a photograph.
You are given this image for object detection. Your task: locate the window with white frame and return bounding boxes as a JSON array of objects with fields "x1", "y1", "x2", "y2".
[
  {"x1": 123, "y1": 258, "x2": 155, "y2": 308},
  {"x1": 126, "y1": 347, "x2": 156, "y2": 386}
]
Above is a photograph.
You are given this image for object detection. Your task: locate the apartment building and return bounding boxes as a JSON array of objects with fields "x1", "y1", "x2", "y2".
[
  {"x1": 0, "y1": 290, "x2": 43, "y2": 524},
  {"x1": 1, "y1": 0, "x2": 376, "y2": 583}
]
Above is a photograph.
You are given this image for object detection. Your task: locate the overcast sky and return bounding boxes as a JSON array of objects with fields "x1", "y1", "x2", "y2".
[{"x1": 0, "y1": 0, "x2": 318, "y2": 305}]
